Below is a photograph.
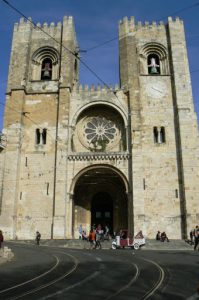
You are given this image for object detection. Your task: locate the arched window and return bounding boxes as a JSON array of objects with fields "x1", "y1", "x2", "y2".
[
  {"x1": 41, "y1": 58, "x2": 52, "y2": 80},
  {"x1": 160, "y1": 127, "x2": 166, "y2": 143},
  {"x1": 31, "y1": 47, "x2": 59, "y2": 81},
  {"x1": 42, "y1": 128, "x2": 47, "y2": 144},
  {"x1": 153, "y1": 127, "x2": 158, "y2": 143},
  {"x1": 153, "y1": 126, "x2": 166, "y2": 144},
  {"x1": 35, "y1": 129, "x2": 40, "y2": 144},
  {"x1": 35, "y1": 128, "x2": 47, "y2": 145},
  {"x1": 139, "y1": 43, "x2": 169, "y2": 75},
  {"x1": 147, "y1": 54, "x2": 160, "y2": 75}
]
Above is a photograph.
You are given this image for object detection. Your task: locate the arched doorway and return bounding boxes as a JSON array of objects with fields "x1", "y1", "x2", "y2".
[
  {"x1": 91, "y1": 192, "x2": 113, "y2": 233},
  {"x1": 73, "y1": 166, "x2": 128, "y2": 238}
]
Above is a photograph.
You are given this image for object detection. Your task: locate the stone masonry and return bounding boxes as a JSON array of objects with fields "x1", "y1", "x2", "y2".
[{"x1": 0, "y1": 15, "x2": 198, "y2": 240}]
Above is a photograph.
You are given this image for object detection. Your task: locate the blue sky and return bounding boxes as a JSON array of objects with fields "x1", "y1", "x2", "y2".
[{"x1": 0, "y1": 0, "x2": 199, "y2": 129}]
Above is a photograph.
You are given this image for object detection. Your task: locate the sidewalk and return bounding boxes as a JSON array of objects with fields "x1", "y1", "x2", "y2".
[
  {"x1": 0, "y1": 239, "x2": 194, "y2": 265},
  {"x1": 6, "y1": 238, "x2": 194, "y2": 251}
]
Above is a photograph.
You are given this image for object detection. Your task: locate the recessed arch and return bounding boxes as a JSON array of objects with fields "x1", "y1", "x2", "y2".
[
  {"x1": 70, "y1": 164, "x2": 129, "y2": 195},
  {"x1": 140, "y1": 42, "x2": 167, "y2": 59},
  {"x1": 139, "y1": 42, "x2": 169, "y2": 75},
  {"x1": 72, "y1": 164, "x2": 129, "y2": 238},
  {"x1": 71, "y1": 103, "x2": 127, "y2": 152},
  {"x1": 31, "y1": 46, "x2": 60, "y2": 80},
  {"x1": 71, "y1": 101, "x2": 128, "y2": 128}
]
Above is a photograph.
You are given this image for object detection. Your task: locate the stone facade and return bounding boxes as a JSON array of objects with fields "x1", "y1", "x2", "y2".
[{"x1": 0, "y1": 16, "x2": 198, "y2": 240}]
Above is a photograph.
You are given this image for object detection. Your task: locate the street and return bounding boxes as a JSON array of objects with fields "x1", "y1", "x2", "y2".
[{"x1": 0, "y1": 243, "x2": 198, "y2": 299}]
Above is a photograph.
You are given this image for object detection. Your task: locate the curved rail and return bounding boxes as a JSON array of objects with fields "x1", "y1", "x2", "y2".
[
  {"x1": 5, "y1": 252, "x2": 79, "y2": 300},
  {"x1": 141, "y1": 258, "x2": 165, "y2": 300},
  {"x1": 104, "y1": 263, "x2": 140, "y2": 300}
]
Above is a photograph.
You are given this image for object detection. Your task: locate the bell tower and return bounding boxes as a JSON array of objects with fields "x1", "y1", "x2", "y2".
[
  {"x1": 119, "y1": 17, "x2": 199, "y2": 238},
  {"x1": 1, "y1": 16, "x2": 79, "y2": 239}
]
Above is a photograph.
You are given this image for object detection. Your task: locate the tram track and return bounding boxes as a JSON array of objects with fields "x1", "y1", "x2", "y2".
[
  {"x1": 0, "y1": 244, "x2": 193, "y2": 300},
  {"x1": 96, "y1": 251, "x2": 166, "y2": 300},
  {"x1": 63, "y1": 250, "x2": 165, "y2": 300},
  {"x1": 140, "y1": 258, "x2": 165, "y2": 300},
  {"x1": 104, "y1": 263, "x2": 140, "y2": 300},
  {"x1": 0, "y1": 255, "x2": 60, "y2": 294},
  {"x1": 0, "y1": 248, "x2": 79, "y2": 300}
]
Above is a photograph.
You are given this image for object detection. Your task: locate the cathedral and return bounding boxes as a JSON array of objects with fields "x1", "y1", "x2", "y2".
[{"x1": 0, "y1": 15, "x2": 198, "y2": 240}]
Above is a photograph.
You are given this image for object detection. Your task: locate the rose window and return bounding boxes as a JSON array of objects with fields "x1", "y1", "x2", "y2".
[{"x1": 84, "y1": 117, "x2": 117, "y2": 145}]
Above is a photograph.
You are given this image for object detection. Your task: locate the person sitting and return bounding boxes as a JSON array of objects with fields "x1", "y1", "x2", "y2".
[
  {"x1": 135, "y1": 230, "x2": 144, "y2": 239},
  {"x1": 160, "y1": 232, "x2": 169, "y2": 242},
  {"x1": 120, "y1": 230, "x2": 127, "y2": 239},
  {"x1": 156, "y1": 231, "x2": 161, "y2": 241}
]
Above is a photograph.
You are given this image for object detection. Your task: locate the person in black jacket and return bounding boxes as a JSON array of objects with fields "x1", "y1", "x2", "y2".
[
  {"x1": 0, "y1": 230, "x2": 4, "y2": 248},
  {"x1": 36, "y1": 231, "x2": 41, "y2": 245}
]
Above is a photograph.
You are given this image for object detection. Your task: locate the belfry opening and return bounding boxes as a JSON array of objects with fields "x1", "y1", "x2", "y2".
[{"x1": 73, "y1": 167, "x2": 128, "y2": 238}]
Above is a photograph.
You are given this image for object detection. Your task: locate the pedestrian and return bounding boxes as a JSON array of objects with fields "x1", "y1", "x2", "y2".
[
  {"x1": 104, "y1": 225, "x2": 110, "y2": 240},
  {"x1": 0, "y1": 230, "x2": 4, "y2": 248},
  {"x1": 190, "y1": 229, "x2": 194, "y2": 245},
  {"x1": 194, "y1": 226, "x2": 199, "y2": 250},
  {"x1": 95, "y1": 230, "x2": 102, "y2": 249},
  {"x1": 79, "y1": 224, "x2": 83, "y2": 239},
  {"x1": 88, "y1": 229, "x2": 95, "y2": 249},
  {"x1": 82, "y1": 230, "x2": 87, "y2": 240},
  {"x1": 36, "y1": 231, "x2": 41, "y2": 245}
]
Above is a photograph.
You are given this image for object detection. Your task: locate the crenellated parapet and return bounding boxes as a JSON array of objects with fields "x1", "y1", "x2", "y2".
[
  {"x1": 7, "y1": 15, "x2": 78, "y2": 92},
  {"x1": 74, "y1": 83, "x2": 120, "y2": 93},
  {"x1": 119, "y1": 16, "x2": 183, "y2": 38},
  {"x1": 14, "y1": 16, "x2": 75, "y2": 32}
]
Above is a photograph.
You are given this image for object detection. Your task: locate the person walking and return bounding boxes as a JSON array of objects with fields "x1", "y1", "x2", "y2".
[
  {"x1": 95, "y1": 230, "x2": 102, "y2": 249},
  {"x1": 0, "y1": 230, "x2": 4, "y2": 248},
  {"x1": 194, "y1": 226, "x2": 199, "y2": 250},
  {"x1": 36, "y1": 231, "x2": 41, "y2": 245},
  {"x1": 88, "y1": 229, "x2": 95, "y2": 249},
  {"x1": 79, "y1": 224, "x2": 83, "y2": 239}
]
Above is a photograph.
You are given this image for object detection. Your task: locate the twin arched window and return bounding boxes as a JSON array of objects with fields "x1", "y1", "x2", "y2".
[
  {"x1": 153, "y1": 127, "x2": 166, "y2": 144},
  {"x1": 35, "y1": 128, "x2": 47, "y2": 145}
]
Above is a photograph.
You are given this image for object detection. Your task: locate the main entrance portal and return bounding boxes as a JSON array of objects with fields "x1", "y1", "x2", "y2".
[
  {"x1": 73, "y1": 167, "x2": 128, "y2": 238},
  {"x1": 91, "y1": 192, "x2": 113, "y2": 233}
]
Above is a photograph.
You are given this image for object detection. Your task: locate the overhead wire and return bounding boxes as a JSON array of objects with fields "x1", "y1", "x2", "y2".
[
  {"x1": 0, "y1": 0, "x2": 198, "y2": 147},
  {"x1": 0, "y1": 100, "x2": 58, "y2": 143},
  {"x1": 0, "y1": 1, "x2": 197, "y2": 194},
  {"x1": 85, "y1": 1, "x2": 199, "y2": 52},
  {"x1": 1, "y1": 0, "x2": 114, "y2": 91}
]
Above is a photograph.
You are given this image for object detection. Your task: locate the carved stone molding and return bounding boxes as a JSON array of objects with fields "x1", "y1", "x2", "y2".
[{"x1": 67, "y1": 152, "x2": 130, "y2": 161}]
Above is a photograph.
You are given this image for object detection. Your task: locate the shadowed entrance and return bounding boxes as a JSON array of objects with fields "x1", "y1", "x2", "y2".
[
  {"x1": 91, "y1": 192, "x2": 113, "y2": 233},
  {"x1": 73, "y1": 167, "x2": 128, "y2": 238}
]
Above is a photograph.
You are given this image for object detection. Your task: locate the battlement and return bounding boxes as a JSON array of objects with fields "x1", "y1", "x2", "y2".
[
  {"x1": 74, "y1": 84, "x2": 120, "y2": 93},
  {"x1": 14, "y1": 16, "x2": 74, "y2": 32},
  {"x1": 119, "y1": 16, "x2": 183, "y2": 37}
]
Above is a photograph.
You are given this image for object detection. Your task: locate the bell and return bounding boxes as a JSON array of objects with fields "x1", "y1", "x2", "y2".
[
  {"x1": 150, "y1": 67, "x2": 158, "y2": 74},
  {"x1": 43, "y1": 70, "x2": 51, "y2": 79}
]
